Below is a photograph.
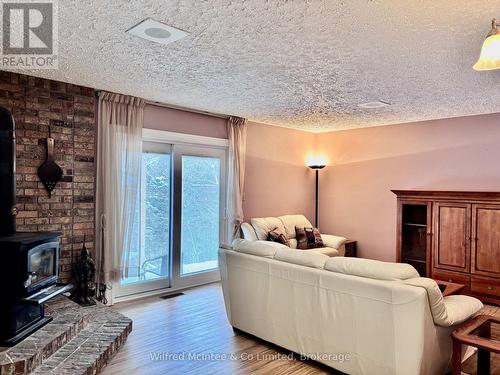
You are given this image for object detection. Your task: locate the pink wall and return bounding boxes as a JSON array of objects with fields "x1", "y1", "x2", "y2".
[
  {"x1": 243, "y1": 121, "x2": 316, "y2": 223},
  {"x1": 317, "y1": 113, "x2": 500, "y2": 261},
  {"x1": 143, "y1": 105, "x2": 317, "y2": 223},
  {"x1": 144, "y1": 104, "x2": 228, "y2": 138}
]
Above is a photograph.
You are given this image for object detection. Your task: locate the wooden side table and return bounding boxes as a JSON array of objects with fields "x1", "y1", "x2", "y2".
[
  {"x1": 433, "y1": 279, "x2": 465, "y2": 297},
  {"x1": 344, "y1": 240, "x2": 357, "y2": 257},
  {"x1": 451, "y1": 314, "x2": 500, "y2": 375}
]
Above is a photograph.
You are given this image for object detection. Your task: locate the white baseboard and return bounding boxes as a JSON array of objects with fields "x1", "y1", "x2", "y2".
[{"x1": 112, "y1": 278, "x2": 221, "y2": 305}]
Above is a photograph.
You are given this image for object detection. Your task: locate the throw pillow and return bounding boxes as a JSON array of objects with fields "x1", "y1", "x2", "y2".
[
  {"x1": 268, "y1": 227, "x2": 290, "y2": 247},
  {"x1": 296, "y1": 226, "x2": 324, "y2": 249}
]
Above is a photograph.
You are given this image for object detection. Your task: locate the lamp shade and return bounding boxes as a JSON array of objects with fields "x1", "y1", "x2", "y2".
[
  {"x1": 473, "y1": 19, "x2": 500, "y2": 71},
  {"x1": 306, "y1": 155, "x2": 327, "y2": 169}
]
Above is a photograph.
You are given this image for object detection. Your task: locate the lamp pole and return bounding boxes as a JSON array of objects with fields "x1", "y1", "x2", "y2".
[
  {"x1": 315, "y1": 169, "x2": 319, "y2": 227},
  {"x1": 308, "y1": 165, "x2": 325, "y2": 228}
]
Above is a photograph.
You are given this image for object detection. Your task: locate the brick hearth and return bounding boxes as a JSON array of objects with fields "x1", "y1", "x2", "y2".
[
  {"x1": 0, "y1": 296, "x2": 132, "y2": 375},
  {"x1": 0, "y1": 71, "x2": 96, "y2": 283}
]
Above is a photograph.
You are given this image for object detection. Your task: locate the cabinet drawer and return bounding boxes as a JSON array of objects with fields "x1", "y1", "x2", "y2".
[
  {"x1": 470, "y1": 276, "x2": 500, "y2": 297},
  {"x1": 432, "y1": 269, "x2": 470, "y2": 289}
]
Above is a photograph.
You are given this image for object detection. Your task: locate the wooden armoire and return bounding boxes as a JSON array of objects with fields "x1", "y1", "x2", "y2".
[{"x1": 393, "y1": 190, "x2": 500, "y2": 305}]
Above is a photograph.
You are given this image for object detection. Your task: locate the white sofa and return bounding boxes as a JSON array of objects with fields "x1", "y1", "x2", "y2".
[
  {"x1": 219, "y1": 239, "x2": 483, "y2": 375},
  {"x1": 241, "y1": 214, "x2": 348, "y2": 257}
]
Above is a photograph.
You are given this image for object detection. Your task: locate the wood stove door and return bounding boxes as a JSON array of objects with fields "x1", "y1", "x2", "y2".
[{"x1": 26, "y1": 241, "x2": 59, "y2": 294}]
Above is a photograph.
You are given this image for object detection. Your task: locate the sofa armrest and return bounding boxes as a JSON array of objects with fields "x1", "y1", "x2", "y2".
[
  {"x1": 439, "y1": 295, "x2": 484, "y2": 327},
  {"x1": 322, "y1": 234, "x2": 348, "y2": 250},
  {"x1": 402, "y1": 278, "x2": 483, "y2": 327},
  {"x1": 241, "y1": 222, "x2": 258, "y2": 241}
]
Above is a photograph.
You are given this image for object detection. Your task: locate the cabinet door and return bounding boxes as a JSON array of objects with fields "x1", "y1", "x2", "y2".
[
  {"x1": 396, "y1": 200, "x2": 432, "y2": 277},
  {"x1": 471, "y1": 204, "x2": 500, "y2": 277},
  {"x1": 433, "y1": 202, "x2": 471, "y2": 272}
]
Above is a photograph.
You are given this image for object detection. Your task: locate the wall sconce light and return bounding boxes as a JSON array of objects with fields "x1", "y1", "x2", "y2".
[
  {"x1": 473, "y1": 19, "x2": 500, "y2": 71},
  {"x1": 306, "y1": 155, "x2": 327, "y2": 228}
]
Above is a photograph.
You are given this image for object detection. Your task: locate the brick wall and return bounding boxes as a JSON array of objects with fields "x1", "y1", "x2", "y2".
[{"x1": 0, "y1": 71, "x2": 96, "y2": 282}]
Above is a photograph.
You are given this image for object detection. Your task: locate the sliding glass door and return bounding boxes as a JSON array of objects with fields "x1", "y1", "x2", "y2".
[
  {"x1": 117, "y1": 142, "x2": 172, "y2": 296},
  {"x1": 171, "y1": 145, "x2": 226, "y2": 288},
  {"x1": 116, "y1": 141, "x2": 226, "y2": 298}
]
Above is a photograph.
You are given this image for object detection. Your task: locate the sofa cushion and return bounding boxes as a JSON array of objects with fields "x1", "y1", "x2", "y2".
[
  {"x1": 251, "y1": 217, "x2": 287, "y2": 241},
  {"x1": 232, "y1": 239, "x2": 287, "y2": 258},
  {"x1": 277, "y1": 214, "x2": 313, "y2": 239},
  {"x1": 267, "y1": 227, "x2": 290, "y2": 247},
  {"x1": 296, "y1": 227, "x2": 324, "y2": 249},
  {"x1": 324, "y1": 257, "x2": 420, "y2": 280},
  {"x1": 274, "y1": 248, "x2": 329, "y2": 269}
]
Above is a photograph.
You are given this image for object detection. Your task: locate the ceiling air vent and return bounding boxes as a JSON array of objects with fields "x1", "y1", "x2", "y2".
[
  {"x1": 357, "y1": 101, "x2": 391, "y2": 109},
  {"x1": 127, "y1": 18, "x2": 189, "y2": 45}
]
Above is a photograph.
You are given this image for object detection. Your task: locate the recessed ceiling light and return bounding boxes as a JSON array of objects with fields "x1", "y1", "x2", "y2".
[
  {"x1": 358, "y1": 101, "x2": 391, "y2": 109},
  {"x1": 127, "y1": 18, "x2": 189, "y2": 45}
]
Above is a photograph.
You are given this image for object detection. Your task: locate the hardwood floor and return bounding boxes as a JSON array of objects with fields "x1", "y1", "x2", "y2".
[
  {"x1": 101, "y1": 283, "x2": 333, "y2": 375},
  {"x1": 101, "y1": 283, "x2": 499, "y2": 375}
]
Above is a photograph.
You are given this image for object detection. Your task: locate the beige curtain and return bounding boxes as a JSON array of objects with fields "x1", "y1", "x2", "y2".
[
  {"x1": 95, "y1": 92, "x2": 145, "y2": 286},
  {"x1": 226, "y1": 116, "x2": 248, "y2": 240}
]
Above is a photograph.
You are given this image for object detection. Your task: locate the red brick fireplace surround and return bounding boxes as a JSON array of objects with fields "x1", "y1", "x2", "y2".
[{"x1": 0, "y1": 71, "x2": 96, "y2": 283}]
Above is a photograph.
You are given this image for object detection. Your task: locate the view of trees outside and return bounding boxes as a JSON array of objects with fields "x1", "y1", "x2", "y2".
[
  {"x1": 122, "y1": 152, "x2": 171, "y2": 283},
  {"x1": 121, "y1": 152, "x2": 221, "y2": 284},
  {"x1": 181, "y1": 155, "x2": 220, "y2": 274},
  {"x1": 142, "y1": 152, "x2": 171, "y2": 278}
]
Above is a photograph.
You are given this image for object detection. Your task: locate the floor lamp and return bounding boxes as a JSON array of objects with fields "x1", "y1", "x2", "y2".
[{"x1": 307, "y1": 161, "x2": 326, "y2": 228}]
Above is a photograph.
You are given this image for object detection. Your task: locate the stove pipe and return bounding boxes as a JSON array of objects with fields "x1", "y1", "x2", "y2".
[{"x1": 0, "y1": 106, "x2": 17, "y2": 236}]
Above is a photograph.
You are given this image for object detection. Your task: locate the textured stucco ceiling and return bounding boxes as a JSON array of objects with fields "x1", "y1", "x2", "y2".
[{"x1": 8, "y1": 0, "x2": 500, "y2": 132}]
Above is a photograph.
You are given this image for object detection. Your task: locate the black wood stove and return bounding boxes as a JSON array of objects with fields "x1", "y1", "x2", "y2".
[{"x1": 0, "y1": 107, "x2": 71, "y2": 346}]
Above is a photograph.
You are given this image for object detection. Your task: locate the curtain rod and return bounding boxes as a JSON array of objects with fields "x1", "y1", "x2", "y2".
[{"x1": 95, "y1": 90, "x2": 229, "y2": 119}]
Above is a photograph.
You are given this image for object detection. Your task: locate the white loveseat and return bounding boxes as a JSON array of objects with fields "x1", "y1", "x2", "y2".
[
  {"x1": 241, "y1": 214, "x2": 348, "y2": 256},
  {"x1": 219, "y1": 239, "x2": 483, "y2": 375}
]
